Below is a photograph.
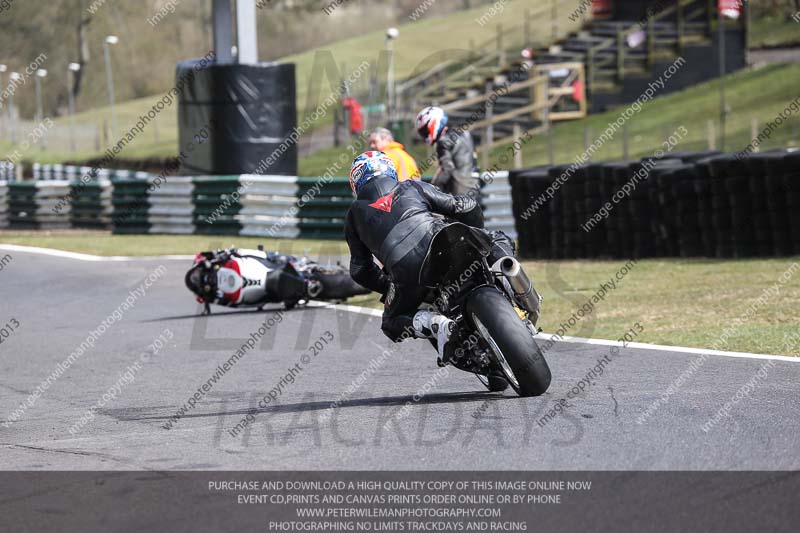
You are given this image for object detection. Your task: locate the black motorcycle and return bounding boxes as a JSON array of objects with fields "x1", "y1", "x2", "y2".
[{"x1": 423, "y1": 224, "x2": 551, "y2": 397}]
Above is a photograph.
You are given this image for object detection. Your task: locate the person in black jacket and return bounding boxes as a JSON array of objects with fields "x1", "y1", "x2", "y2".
[
  {"x1": 415, "y1": 106, "x2": 478, "y2": 195},
  {"x1": 345, "y1": 151, "x2": 513, "y2": 363}
]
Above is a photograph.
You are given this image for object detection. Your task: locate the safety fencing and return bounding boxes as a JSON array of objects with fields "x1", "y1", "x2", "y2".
[
  {"x1": 6, "y1": 168, "x2": 516, "y2": 240},
  {"x1": 0, "y1": 162, "x2": 17, "y2": 182},
  {"x1": 72, "y1": 179, "x2": 113, "y2": 229},
  {"x1": 480, "y1": 171, "x2": 517, "y2": 239},
  {"x1": 32, "y1": 163, "x2": 152, "y2": 182},
  {"x1": 510, "y1": 149, "x2": 800, "y2": 259},
  {"x1": 0, "y1": 180, "x2": 8, "y2": 228},
  {"x1": 4, "y1": 181, "x2": 73, "y2": 230},
  {"x1": 112, "y1": 174, "x2": 377, "y2": 238}
]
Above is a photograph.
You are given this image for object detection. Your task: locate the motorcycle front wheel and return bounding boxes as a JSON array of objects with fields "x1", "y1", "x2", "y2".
[{"x1": 466, "y1": 287, "x2": 551, "y2": 397}]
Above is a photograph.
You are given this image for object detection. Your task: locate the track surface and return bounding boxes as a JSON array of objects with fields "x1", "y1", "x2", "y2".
[{"x1": 1, "y1": 249, "x2": 798, "y2": 470}]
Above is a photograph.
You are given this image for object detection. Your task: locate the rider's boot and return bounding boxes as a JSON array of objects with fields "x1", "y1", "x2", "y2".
[{"x1": 412, "y1": 310, "x2": 456, "y2": 363}]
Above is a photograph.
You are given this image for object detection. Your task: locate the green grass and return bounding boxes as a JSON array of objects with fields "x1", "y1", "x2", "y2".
[
  {"x1": 0, "y1": 230, "x2": 344, "y2": 257},
  {"x1": 521, "y1": 257, "x2": 800, "y2": 357},
  {"x1": 0, "y1": 1, "x2": 581, "y2": 168},
  {"x1": 2, "y1": 231, "x2": 797, "y2": 356},
  {"x1": 750, "y1": 14, "x2": 800, "y2": 48}
]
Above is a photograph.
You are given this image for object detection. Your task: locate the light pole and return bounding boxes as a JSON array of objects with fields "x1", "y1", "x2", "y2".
[
  {"x1": 35, "y1": 69, "x2": 48, "y2": 150},
  {"x1": 104, "y1": 35, "x2": 119, "y2": 141},
  {"x1": 0, "y1": 64, "x2": 6, "y2": 139},
  {"x1": 8, "y1": 72, "x2": 21, "y2": 145},
  {"x1": 68, "y1": 63, "x2": 81, "y2": 153},
  {"x1": 385, "y1": 27, "x2": 399, "y2": 124},
  {"x1": 718, "y1": 6, "x2": 726, "y2": 151},
  {"x1": 34, "y1": 69, "x2": 48, "y2": 123}
]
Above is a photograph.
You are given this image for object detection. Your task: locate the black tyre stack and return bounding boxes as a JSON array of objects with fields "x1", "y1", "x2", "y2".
[
  {"x1": 707, "y1": 156, "x2": 735, "y2": 257},
  {"x1": 694, "y1": 157, "x2": 718, "y2": 257},
  {"x1": 600, "y1": 162, "x2": 629, "y2": 258},
  {"x1": 647, "y1": 158, "x2": 683, "y2": 257},
  {"x1": 782, "y1": 151, "x2": 800, "y2": 254},
  {"x1": 585, "y1": 163, "x2": 610, "y2": 258},
  {"x1": 562, "y1": 165, "x2": 586, "y2": 258},
  {"x1": 743, "y1": 153, "x2": 775, "y2": 257},
  {"x1": 669, "y1": 163, "x2": 704, "y2": 257},
  {"x1": 727, "y1": 159, "x2": 756, "y2": 258},
  {"x1": 763, "y1": 153, "x2": 793, "y2": 256},
  {"x1": 508, "y1": 149, "x2": 800, "y2": 259},
  {"x1": 548, "y1": 165, "x2": 571, "y2": 259},
  {"x1": 613, "y1": 162, "x2": 636, "y2": 258},
  {"x1": 509, "y1": 166, "x2": 553, "y2": 258}
]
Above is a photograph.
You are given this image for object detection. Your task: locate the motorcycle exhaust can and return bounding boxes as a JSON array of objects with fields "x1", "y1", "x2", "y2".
[{"x1": 493, "y1": 256, "x2": 542, "y2": 326}]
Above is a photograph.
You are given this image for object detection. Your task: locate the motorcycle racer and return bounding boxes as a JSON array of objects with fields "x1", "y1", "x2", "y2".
[
  {"x1": 415, "y1": 106, "x2": 478, "y2": 195},
  {"x1": 344, "y1": 151, "x2": 515, "y2": 371}
]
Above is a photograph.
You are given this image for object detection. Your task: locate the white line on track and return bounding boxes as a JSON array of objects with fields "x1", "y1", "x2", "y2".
[
  {"x1": 0, "y1": 244, "x2": 193, "y2": 261},
  {"x1": 4, "y1": 244, "x2": 796, "y2": 361},
  {"x1": 310, "y1": 301, "x2": 799, "y2": 362}
]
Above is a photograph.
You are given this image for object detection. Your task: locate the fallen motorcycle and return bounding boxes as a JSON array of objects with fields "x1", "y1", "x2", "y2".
[{"x1": 185, "y1": 246, "x2": 370, "y2": 314}]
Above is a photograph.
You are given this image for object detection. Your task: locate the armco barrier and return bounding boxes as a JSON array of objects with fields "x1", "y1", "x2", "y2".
[
  {"x1": 510, "y1": 149, "x2": 800, "y2": 259},
  {"x1": 111, "y1": 178, "x2": 152, "y2": 234},
  {"x1": 19, "y1": 165, "x2": 518, "y2": 239},
  {"x1": 0, "y1": 161, "x2": 17, "y2": 182},
  {"x1": 149, "y1": 177, "x2": 195, "y2": 234},
  {"x1": 7, "y1": 181, "x2": 72, "y2": 230},
  {"x1": 239, "y1": 176, "x2": 302, "y2": 238},
  {"x1": 193, "y1": 176, "x2": 244, "y2": 235},
  {"x1": 71, "y1": 179, "x2": 112, "y2": 229},
  {"x1": 0, "y1": 180, "x2": 9, "y2": 228},
  {"x1": 296, "y1": 177, "x2": 352, "y2": 239},
  {"x1": 480, "y1": 171, "x2": 517, "y2": 240}
]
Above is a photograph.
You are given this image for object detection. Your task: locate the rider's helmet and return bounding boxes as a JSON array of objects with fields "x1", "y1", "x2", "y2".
[
  {"x1": 415, "y1": 106, "x2": 448, "y2": 145},
  {"x1": 349, "y1": 151, "x2": 397, "y2": 195}
]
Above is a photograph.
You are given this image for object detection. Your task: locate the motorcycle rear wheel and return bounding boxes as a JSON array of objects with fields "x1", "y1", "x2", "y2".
[{"x1": 466, "y1": 287, "x2": 551, "y2": 397}]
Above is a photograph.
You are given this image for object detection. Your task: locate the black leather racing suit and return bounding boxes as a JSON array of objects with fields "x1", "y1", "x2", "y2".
[
  {"x1": 345, "y1": 176, "x2": 512, "y2": 342},
  {"x1": 432, "y1": 128, "x2": 479, "y2": 195}
]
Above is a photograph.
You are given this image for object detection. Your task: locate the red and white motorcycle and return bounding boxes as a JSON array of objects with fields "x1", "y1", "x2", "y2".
[{"x1": 185, "y1": 246, "x2": 369, "y2": 314}]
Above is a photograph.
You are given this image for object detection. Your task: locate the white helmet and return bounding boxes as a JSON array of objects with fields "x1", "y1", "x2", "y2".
[{"x1": 415, "y1": 106, "x2": 448, "y2": 145}]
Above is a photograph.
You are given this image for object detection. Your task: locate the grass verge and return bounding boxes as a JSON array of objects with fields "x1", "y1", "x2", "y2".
[
  {"x1": 749, "y1": 14, "x2": 800, "y2": 49},
  {"x1": 2, "y1": 231, "x2": 797, "y2": 356}
]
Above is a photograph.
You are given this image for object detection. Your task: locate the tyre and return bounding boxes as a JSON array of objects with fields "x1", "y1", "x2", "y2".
[{"x1": 466, "y1": 287, "x2": 551, "y2": 397}]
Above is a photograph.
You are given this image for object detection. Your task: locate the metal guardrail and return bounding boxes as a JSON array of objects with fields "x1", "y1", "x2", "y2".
[
  {"x1": 4, "y1": 181, "x2": 74, "y2": 230},
  {"x1": 0, "y1": 162, "x2": 17, "y2": 182},
  {"x1": 17, "y1": 166, "x2": 519, "y2": 242},
  {"x1": 0, "y1": 180, "x2": 9, "y2": 228}
]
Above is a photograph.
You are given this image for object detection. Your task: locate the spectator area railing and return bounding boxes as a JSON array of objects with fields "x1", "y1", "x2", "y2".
[{"x1": 9, "y1": 169, "x2": 516, "y2": 240}]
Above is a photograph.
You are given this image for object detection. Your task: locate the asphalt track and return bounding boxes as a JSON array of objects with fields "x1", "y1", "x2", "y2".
[{"x1": 1, "y1": 246, "x2": 799, "y2": 471}]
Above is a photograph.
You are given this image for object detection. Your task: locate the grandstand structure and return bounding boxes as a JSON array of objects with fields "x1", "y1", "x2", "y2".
[{"x1": 393, "y1": 0, "x2": 747, "y2": 153}]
